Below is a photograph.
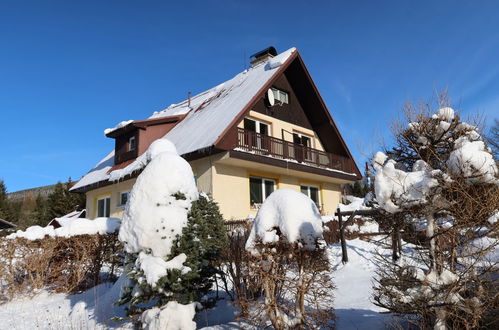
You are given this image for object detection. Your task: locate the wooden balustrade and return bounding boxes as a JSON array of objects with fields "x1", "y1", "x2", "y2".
[{"x1": 236, "y1": 128, "x2": 353, "y2": 173}]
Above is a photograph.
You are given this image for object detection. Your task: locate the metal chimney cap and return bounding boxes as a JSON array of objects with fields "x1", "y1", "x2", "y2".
[{"x1": 250, "y1": 46, "x2": 277, "y2": 60}]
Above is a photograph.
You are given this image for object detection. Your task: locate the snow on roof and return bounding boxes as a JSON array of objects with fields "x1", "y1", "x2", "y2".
[
  {"x1": 151, "y1": 47, "x2": 297, "y2": 156},
  {"x1": 104, "y1": 120, "x2": 134, "y2": 136},
  {"x1": 72, "y1": 48, "x2": 297, "y2": 191}
]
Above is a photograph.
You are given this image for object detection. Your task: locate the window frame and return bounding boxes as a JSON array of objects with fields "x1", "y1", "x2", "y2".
[
  {"x1": 118, "y1": 191, "x2": 129, "y2": 207},
  {"x1": 292, "y1": 131, "x2": 313, "y2": 148},
  {"x1": 300, "y1": 184, "x2": 321, "y2": 209},
  {"x1": 249, "y1": 176, "x2": 276, "y2": 208},
  {"x1": 244, "y1": 117, "x2": 271, "y2": 150},
  {"x1": 271, "y1": 87, "x2": 289, "y2": 104},
  {"x1": 96, "y1": 195, "x2": 111, "y2": 218},
  {"x1": 244, "y1": 117, "x2": 270, "y2": 135},
  {"x1": 128, "y1": 136, "x2": 136, "y2": 152}
]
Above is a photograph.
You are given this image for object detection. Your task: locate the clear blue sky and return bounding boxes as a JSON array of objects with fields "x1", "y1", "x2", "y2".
[{"x1": 1, "y1": 0, "x2": 498, "y2": 192}]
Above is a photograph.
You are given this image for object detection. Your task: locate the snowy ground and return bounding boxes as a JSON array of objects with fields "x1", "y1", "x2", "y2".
[
  {"x1": 0, "y1": 238, "x2": 391, "y2": 329},
  {"x1": 329, "y1": 238, "x2": 389, "y2": 329}
]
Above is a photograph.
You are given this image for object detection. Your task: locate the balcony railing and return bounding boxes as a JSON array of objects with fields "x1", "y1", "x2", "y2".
[{"x1": 236, "y1": 128, "x2": 355, "y2": 173}]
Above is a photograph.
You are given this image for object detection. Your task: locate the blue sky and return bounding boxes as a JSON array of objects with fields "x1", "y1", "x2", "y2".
[{"x1": 1, "y1": 0, "x2": 498, "y2": 192}]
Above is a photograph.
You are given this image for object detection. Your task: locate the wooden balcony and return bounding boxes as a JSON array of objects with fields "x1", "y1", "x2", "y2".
[{"x1": 235, "y1": 128, "x2": 355, "y2": 173}]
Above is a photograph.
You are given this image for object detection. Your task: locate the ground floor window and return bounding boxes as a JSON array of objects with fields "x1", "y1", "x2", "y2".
[
  {"x1": 97, "y1": 196, "x2": 111, "y2": 217},
  {"x1": 119, "y1": 191, "x2": 129, "y2": 206},
  {"x1": 300, "y1": 184, "x2": 320, "y2": 208},
  {"x1": 250, "y1": 176, "x2": 275, "y2": 208}
]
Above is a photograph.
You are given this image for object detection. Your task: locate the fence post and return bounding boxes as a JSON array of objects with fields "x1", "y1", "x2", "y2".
[{"x1": 337, "y1": 208, "x2": 348, "y2": 264}]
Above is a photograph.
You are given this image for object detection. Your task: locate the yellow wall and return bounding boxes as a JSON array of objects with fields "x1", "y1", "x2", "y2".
[
  {"x1": 190, "y1": 157, "x2": 214, "y2": 195},
  {"x1": 86, "y1": 154, "x2": 343, "y2": 220},
  {"x1": 237, "y1": 110, "x2": 325, "y2": 151},
  {"x1": 86, "y1": 179, "x2": 136, "y2": 219},
  {"x1": 212, "y1": 161, "x2": 342, "y2": 219},
  {"x1": 85, "y1": 156, "x2": 218, "y2": 219}
]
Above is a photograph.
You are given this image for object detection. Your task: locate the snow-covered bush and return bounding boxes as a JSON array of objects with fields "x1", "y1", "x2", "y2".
[
  {"x1": 117, "y1": 139, "x2": 227, "y2": 328},
  {"x1": 116, "y1": 139, "x2": 199, "y2": 322},
  {"x1": 372, "y1": 95, "x2": 499, "y2": 329},
  {"x1": 244, "y1": 189, "x2": 334, "y2": 329}
]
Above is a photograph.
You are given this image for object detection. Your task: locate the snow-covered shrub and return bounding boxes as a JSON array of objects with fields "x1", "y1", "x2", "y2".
[
  {"x1": 372, "y1": 95, "x2": 499, "y2": 329},
  {"x1": 0, "y1": 233, "x2": 121, "y2": 301},
  {"x1": 244, "y1": 189, "x2": 334, "y2": 329},
  {"x1": 116, "y1": 139, "x2": 209, "y2": 327}
]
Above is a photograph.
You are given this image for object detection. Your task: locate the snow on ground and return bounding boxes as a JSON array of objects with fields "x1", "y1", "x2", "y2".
[
  {"x1": 339, "y1": 195, "x2": 371, "y2": 212},
  {"x1": 0, "y1": 238, "x2": 391, "y2": 329},
  {"x1": 328, "y1": 238, "x2": 389, "y2": 330},
  {"x1": 0, "y1": 276, "x2": 131, "y2": 330}
]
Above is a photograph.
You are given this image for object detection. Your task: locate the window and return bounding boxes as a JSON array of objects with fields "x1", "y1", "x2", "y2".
[
  {"x1": 250, "y1": 176, "x2": 275, "y2": 207},
  {"x1": 301, "y1": 184, "x2": 321, "y2": 208},
  {"x1": 244, "y1": 118, "x2": 269, "y2": 135},
  {"x1": 244, "y1": 118, "x2": 270, "y2": 150},
  {"x1": 271, "y1": 87, "x2": 289, "y2": 104},
  {"x1": 293, "y1": 132, "x2": 312, "y2": 148},
  {"x1": 96, "y1": 196, "x2": 111, "y2": 217},
  {"x1": 293, "y1": 132, "x2": 313, "y2": 161},
  {"x1": 119, "y1": 191, "x2": 129, "y2": 206},
  {"x1": 128, "y1": 136, "x2": 136, "y2": 151}
]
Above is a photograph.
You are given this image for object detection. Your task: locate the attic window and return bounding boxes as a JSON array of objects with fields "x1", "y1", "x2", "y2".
[
  {"x1": 271, "y1": 87, "x2": 289, "y2": 104},
  {"x1": 128, "y1": 136, "x2": 136, "y2": 151}
]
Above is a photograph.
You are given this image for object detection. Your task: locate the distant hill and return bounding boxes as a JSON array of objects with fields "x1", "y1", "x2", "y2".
[{"x1": 7, "y1": 184, "x2": 59, "y2": 202}]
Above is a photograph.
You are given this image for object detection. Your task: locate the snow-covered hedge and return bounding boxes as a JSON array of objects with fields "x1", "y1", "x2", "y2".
[
  {"x1": 243, "y1": 189, "x2": 334, "y2": 328},
  {"x1": 0, "y1": 233, "x2": 121, "y2": 301},
  {"x1": 6, "y1": 217, "x2": 121, "y2": 240},
  {"x1": 245, "y1": 188, "x2": 324, "y2": 254}
]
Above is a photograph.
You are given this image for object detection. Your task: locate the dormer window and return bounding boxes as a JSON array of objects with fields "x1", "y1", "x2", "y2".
[
  {"x1": 128, "y1": 136, "x2": 136, "y2": 151},
  {"x1": 271, "y1": 87, "x2": 289, "y2": 104}
]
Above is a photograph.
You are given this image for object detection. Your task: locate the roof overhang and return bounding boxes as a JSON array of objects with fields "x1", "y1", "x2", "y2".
[{"x1": 105, "y1": 115, "x2": 186, "y2": 138}]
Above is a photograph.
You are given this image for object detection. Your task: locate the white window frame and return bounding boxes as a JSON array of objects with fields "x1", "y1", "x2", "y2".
[
  {"x1": 250, "y1": 176, "x2": 276, "y2": 209},
  {"x1": 96, "y1": 196, "x2": 111, "y2": 218},
  {"x1": 300, "y1": 184, "x2": 321, "y2": 208},
  {"x1": 293, "y1": 131, "x2": 313, "y2": 148},
  {"x1": 244, "y1": 117, "x2": 270, "y2": 150},
  {"x1": 118, "y1": 191, "x2": 130, "y2": 207},
  {"x1": 271, "y1": 87, "x2": 289, "y2": 104},
  {"x1": 293, "y1": 131, "x2": 314, "y2": 161},
  {"x1": 244, "y1": 117, "x2": 270, "y2": 135},
  {"x1": 128, "y1": 136, "x2": 136, "y2": 151}
]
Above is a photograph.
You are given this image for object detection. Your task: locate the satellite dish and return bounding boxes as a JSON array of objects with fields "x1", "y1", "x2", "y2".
[{"x1": 266, "y1": 89, "x2": 275, "y2": 106}]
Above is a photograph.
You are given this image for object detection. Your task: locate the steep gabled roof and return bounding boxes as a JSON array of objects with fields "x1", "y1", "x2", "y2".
[
  {"x1": 71, "y1": 47, "x2": 360, "y2": 192},
  {"x1": 149, "y1": 48, "x2": 297, "y2": 156}
]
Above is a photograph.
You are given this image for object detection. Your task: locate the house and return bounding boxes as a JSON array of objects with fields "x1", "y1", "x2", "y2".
[{"x1": 70, "y1": 47, "x2": 361, "y2": 220}]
